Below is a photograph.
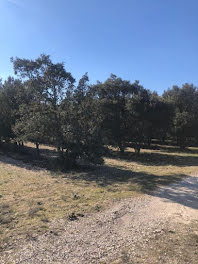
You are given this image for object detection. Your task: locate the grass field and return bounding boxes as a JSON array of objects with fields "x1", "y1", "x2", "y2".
[{"x1": 0, "y1": 144, "x2": 198, "y2": 250}]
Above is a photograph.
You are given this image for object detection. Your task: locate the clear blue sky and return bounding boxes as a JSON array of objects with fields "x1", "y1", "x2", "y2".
[{"x1": 0, "y1": 0, "x2": 198, "y2": 93}]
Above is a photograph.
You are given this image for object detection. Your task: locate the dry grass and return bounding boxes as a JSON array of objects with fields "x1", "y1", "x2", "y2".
[{"x1": 0, "y1": 144, "x2": 198, "y2": 250}]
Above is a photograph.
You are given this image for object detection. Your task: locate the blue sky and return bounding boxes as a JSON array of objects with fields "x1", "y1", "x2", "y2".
[{"x1": 0, "y1": 0, "x2": 198, "y2": 93}]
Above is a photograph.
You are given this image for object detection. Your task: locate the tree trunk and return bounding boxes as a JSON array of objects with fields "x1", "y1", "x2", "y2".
[
  {"x1": 147, "y1": 137, "x2": 152, "y2": 146},
  {"x1": 118, "y1": 141, "x2": 125, "y2": 153},
  {"x1": 179, "y1": 135, "x2": 186, "y2": 150},
  {"x1": 162, "y1": 135, "x2": 166, "y2": 144},
  {"x1": 64, "y1": 150, "x2": 77, "y2": 169},
  {"x1": 119, "y1": 147, "x2": 124, "y2": 153},
  {"x1": 119, "y1": 145, "x2": 125, "y2": 153},
  {"x1": 35, "y1": 142, "x2": 40, "y2": 157},
  {"x1": 57, "y1": 147, "x2": 64, "y2": 160},
  {"x1": 14, "y1": 141, "x2": 18, "y2": 151},
  {"x1": 22, "y1": 141, "x2": 25, "y2": 152},
  {"x1": 176, "y1": 136, "x2": 179, "y2": 146},
  {"x1": 195, "y1": 136, "x2": 198, "y2": 146},
  {"x1": 20, "y1": 141, "x2": 24, "y2": 152},
  {"x1": 134, "y1": 145, "x2": 141, "y2": 155},
  {"x1": 18, "y1": 141, "x2": 21, "y2": 152}
]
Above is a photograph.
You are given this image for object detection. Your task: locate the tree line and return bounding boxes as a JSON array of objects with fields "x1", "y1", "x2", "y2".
[{"x1": 0, "y1": 54, "x2": 198, "y2": 167}]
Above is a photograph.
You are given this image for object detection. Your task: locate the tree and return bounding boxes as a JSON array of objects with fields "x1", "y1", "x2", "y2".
[
  {"x1": 11, "y1": 56, "x2": 104, "y2": 167},
  {"x1": 12, "y1": 54, "x2": 75, "y2": 155},
  {"x1": 0, "y1": 90, "x2": 12, "y2": 143},
  {"x1": 14, "y1": 103, "x2": 51, "y2": 157},
  {"x1": 2, "y1": 77, "x2": 28, "y2": 146},
  {"x1": 163, "y1": 84, "x2": 198, "y2": 149},
  {"x1": 146, "y1": 92, "x2": 173, "y2": 144},
  {"x1": 93, "y1": 74, "x2": 134, "y2": 152},
  {"x1": 0, "y1": 53, "x2": 198, "y2": 164},
  {"x1": 60, "y1": 73, "x2": 104, "y2": 167},
  {"x1": 126, "y1": 83, "x2": 151, "y2": 153}
]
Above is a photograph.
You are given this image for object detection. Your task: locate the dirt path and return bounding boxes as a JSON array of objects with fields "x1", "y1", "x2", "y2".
[{"x1": 1, "y1": 174, "x2": 198, "y2": 264}]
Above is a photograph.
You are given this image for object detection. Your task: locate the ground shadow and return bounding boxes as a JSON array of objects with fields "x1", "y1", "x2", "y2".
[
  {"x1": 70, "y1": 165, "x2": 198, "y2": 210},
  {"x1": 70, "y1": 164, "x2": 185, "y2": 191},
  {"x1": 0, "y1": 150, "x2": 198, "y2": 210},
  {"x1": 2, "y1": 141, "x2": 198, "y2": 169},
  {"x1": 154, "y1": 176, "x2": 198, "y2": 210},
  {"x1": 106, "y1": 148, "x2": 198, "y2": 167},
  {"x1": 0, "y1": 142, "x2": 60, "y2": 172},
  {"x1": 0, "y1": 154, "x2": 47, "y2": 172},
  {"x1": 152, "y1": 144, "x2": 198, "y2": 155}
]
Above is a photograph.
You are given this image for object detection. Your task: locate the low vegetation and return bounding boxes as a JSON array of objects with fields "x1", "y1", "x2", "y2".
[{"x1": 0, "y1": 144, "x2": 198, "y2": 250}]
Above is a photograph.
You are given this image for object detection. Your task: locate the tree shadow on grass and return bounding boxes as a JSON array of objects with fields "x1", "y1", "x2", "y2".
[
  {"x1": 0, "y1": 148, "x2": 58, "y2": 172},
  {"x1": 74, "y1": 165, "x2": 198, "y2": 210},
  {"x1": 152, "y1": 144, "x2": 198, "y2": 155},
  {"x1": 0, "y1": 142, "x2": 60, "y2": 172},
  {"x1": 2, "y1": 141, "x2": 198, "y2": 170},
  {"x1": 71, "y1": 165, "x2": 198, "y2": 210},
  {"x1": 71, "y1": 164, "x2": 185, "y2": 191},
  {"x1": 106, "y1": 148, "x2": 198, "y2": 167},
  {"x1": 0, "y1": 150, "x2": 197, "y2": 210}
]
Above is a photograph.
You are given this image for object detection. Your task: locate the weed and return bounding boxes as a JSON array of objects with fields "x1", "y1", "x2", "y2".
[{"x1": 68, "y1": 212, "x2": 78, "y2": 221}]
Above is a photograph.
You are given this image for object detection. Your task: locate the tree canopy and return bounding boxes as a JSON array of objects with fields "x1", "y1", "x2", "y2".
[{"x1": 1, "y1": 54, "x2": 198, "y2": 167}]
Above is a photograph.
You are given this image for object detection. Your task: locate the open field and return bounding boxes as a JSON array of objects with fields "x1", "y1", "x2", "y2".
[{"x1": 0, "y1": 144, "x2": 198, "y2": 262}]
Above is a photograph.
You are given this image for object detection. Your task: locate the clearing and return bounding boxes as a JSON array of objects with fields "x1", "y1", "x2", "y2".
[{"x1": 0, "y1": 145, "x2": 198, "y2": 263}]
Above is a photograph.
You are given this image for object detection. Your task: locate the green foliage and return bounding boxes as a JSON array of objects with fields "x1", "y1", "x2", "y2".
[
  {"x1": 163, "y1": 83, "x2": 198, "y2": 149},
  {"x1": 0, "y1": 90, "x2": 12, "y2": 142},
  {"x1": 126, "y1": 83, "x2": 151, "y2": 152},
  {"x1": 11, "y1": 55, "x2": 75, "y2": 151},
  {"x1": 1, "y1": 55, "x2": 198, "y2": 164},
  {"x1": 7, "y1": 56, "x2": 104, "y2": 166},
  {"x1": 93, "y1": 74, "x2": 134, "y2": 152},
  {"x1": 61, "y1": 73, "x2": 104, "y2": 166}
]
